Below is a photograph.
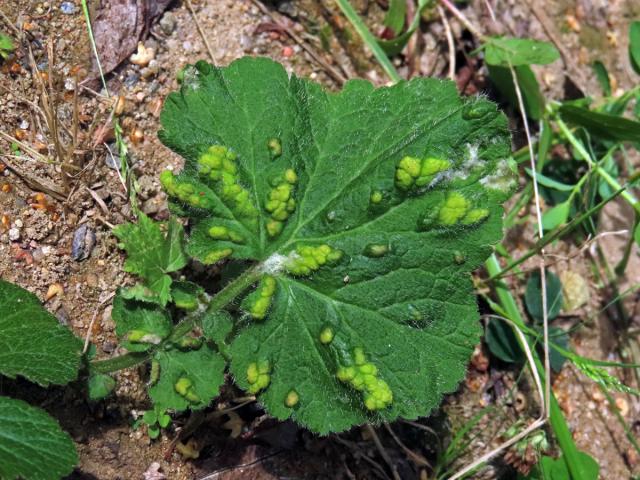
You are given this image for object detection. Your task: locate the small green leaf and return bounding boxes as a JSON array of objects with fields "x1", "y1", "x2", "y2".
[
  {"x1": 634, "y1": 222, "x2": 640, "y2": 247},
  {"x1": 0, "y1": 33, "x2": 15, "y2": 60},
  {"x1": 488, "y1": 64, "x2": 545, "y2": 120},
  {"x1": 0, "y1": 396, "x2": 77, "y2": 480},
  {"x1": 591, "y1": 61, "x2": 611, "y2": 96},
  {"x1": 158, "y1": 411, "x2": 172, "y2": 428},
  {"x1": 159, "y1": 57, "x2": 515, "y2": 433},
  {"x1": 485, "y1": 317, "x2": 525, "y2": 364},
  {"x1": 378, "y1": 0, "x2": 429, "y2": 56},
  {"x1": 542, "y1": 201, "x2": 571, "y2": 231},
  {"x1": 382, "y1": 0, "x2": 406, "y2": 37},
  {"x1": 119, "y1": 283, "x2": 163, "y2": 304},
  {"x1": 547, "y1": 326, "x2": 569, "y2": 373},
  {"x1": 525, "y1": 270, "x2": 564, "y2": 322},
  {"x1": 149, "y1": 345, "x2": 225, "y2": 412},
  {"x1": 630, "y1": 21, "x2": 640, "y2": 75},
  {"x1": 0, "y1": 280, "x2": 81, "y2": 386},
  {"x1": 171, "y1": 280, "x2": 204, "y2": 311},
  {"x1": 525, "y1": 168, "x2": 575, "y2": 191},
  {"x1": 111, "y1": 292, "x2": 172, "y2": 352},
  {"x1": 484, "y1": 37, "x2": 560, "y2": 66},
  {"x1": 559, "y1": 104, "x2": 640, "y2": 143},
  {"x1": 87, "y1": 373, "x2": 116, "y2": 401},
  {"x1": 113, "y1": 213, "x2": 188, "y2": 305},
  {"x1": 142, "y1": 410, "x2": 158, "y2": 424},
  {"x1": 536, "y1": 451, "x2": 599, "y2": 480}
]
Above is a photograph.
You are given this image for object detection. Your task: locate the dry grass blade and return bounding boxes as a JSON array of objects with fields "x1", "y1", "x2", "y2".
[
  {"x1": 251, "y1": 0, "x2": 347, "y2": 86},
  {"x1": 364, "y1": 424, "x2": 401, "y2": 480}
]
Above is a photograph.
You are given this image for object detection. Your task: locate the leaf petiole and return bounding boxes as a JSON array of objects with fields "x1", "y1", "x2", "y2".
[{"x1": 91, "y1": 266, "x2": 263, "y2": 374}]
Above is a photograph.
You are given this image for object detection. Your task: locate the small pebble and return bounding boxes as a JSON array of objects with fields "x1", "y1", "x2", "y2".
[
  {"x1": 159, "y1": 11, "x2": 177, "y2": 35},
  {"x1": 71, "y1": 224, "x2": 96, "y2": 261},
  {"x1": 282, "y1": 46, "x2": 294, "y2": 58},
  {"x1": 60, "y1": 1, "x2": 77, "y2": 14},
  {"x1": 8, "y1": 228, "x2": 20, "y2": 241}
]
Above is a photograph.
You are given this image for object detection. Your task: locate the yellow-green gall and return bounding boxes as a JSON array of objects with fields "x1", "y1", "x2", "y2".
[
  {"x1": 319, "y1": 327, "x2": 334, "y2": 344},
  {"x1": 160, "y1": 170, "x2": 212, "y2": 209},
  {"x1": 336, "y1": 348, "x2": 393, "y2": 411},
  {"x1": 247, "y1": 360, "x2": 271, "y2": 394},
  {"x1": 395, "y1": 155, "x2": 451, "y2": 190},
  {"x1": 370, "y1": 190, "x2": 383, "y2": 204},
  {"x1": 266, "y1": 219, "x2": 283, "y2": 237},
  {"x1": 462, "y1": 208, "x2": 489, "y2": 225},
  {"x1": 439, "y1": 192, "x2": 470, "y2": 225},
  {"x1": 208, "y1": 225, "x2": 244, "y2": 243},
  {"x1": 175, "y1": 377, "x2": 200, "y2": 403},
  {"x1": 127, "y1": 329, "x2": 162, "y2": 345},
  {"x1": 420, "y1": 157, "x2": 450, "y2": 176},
  {"x1": 203, "y1": 248, "x2": 233, "y2": 265},
  {"x1": 285, "y1": 244, "x2": 343, "y2": 276},
  {"x1": 395, "y1": 156, "x2": 421, "y2": 189},
  {"x1": 265, "y1": 170, "x2": 298, "y2": 237},
  {"x1": 285, "y1": 390, "x2": 299, "y2": 407},
  {"x1": 248, "y1": 276, "x2": 277, "y2": 320},
  {"x1": 196, "y1": 145, "x2": 258, "y2": 226},
  {"x1": 267, "y1": 138, "x2": 282, "y2": 158},
  {"x1": 363, "y1": 243, "x2": 389, "y2": 258},
  {"x1": 284, "y1": 168, "x2": 298, "y2": 184}
]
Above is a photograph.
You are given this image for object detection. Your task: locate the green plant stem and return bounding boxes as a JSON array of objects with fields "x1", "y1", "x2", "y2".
[
  {"x1": 486, "y1": 188, "x2": 624, "y2": 282},
  {"x1": 91, "y1": 352, "x2": 149, "y2": 374},
  {"x1": 553, "y1": 112, "x2": 640, "y2": 215},
  {"x1": 335, "y1": 0, "x2": 402, "y2": 83},
  {"x1": 485, "y1": 255, "x2": 589, "y2": 480},
  {"x1": 91, "y1": 267, "x2": 263, "y2": 374},
  {"x1": 80, "y1": 0, "x2": 108, "y2": 95}
]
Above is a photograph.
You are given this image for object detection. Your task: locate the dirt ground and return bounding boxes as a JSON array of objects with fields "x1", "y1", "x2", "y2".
[{"x1": 1, "y1": 0, "x2": 639, "y2": 479}]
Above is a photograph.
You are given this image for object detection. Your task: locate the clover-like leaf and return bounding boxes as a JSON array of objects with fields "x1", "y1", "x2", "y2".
[
  {"x1": 148, "y1": 345, "x2": 226, "y2": 412},
  {"x1": 0, "y1": 396, "x2": 78, "y2": 480},
  {"x1": 113, "y1": 213, "x2": 188, "y2": 305},
  {"x1": 159, "y1": 57, "x2": 514, "y2": 433},
  {"x1": 0, "y1": 280, "x2": 81, "y2": 386}
]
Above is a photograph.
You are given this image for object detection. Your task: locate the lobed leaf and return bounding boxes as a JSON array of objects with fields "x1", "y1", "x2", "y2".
[
  {"x1": 0, "y1": 280, "x2": 81, "y2": 386},
  {"x1": 111, "y1": 293, "x2": 173, "y2": 352},
  {"x1": 113, "y1": 213, "x2": 188, "y2": 305},
  {"x1": 158, "y1": 57, "x2": 515, "y2": 433},
  {"x1": 148, "y1": 345, "x2": 226, "y2": 412}
]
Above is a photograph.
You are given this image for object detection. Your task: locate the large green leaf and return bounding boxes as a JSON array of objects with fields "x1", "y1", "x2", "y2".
[
  {"x1": 113, "y1": 213, "x2": 188, "y2": 305},
  {"x1": 0, "y1": 280, "x2": 81, "y2": 386},
  {"x1": 0, "y1": 396, "x2": 77, "y2": 480},
  {"x1": 158, "y1": 57, "x2": 514, "y2": 433}
]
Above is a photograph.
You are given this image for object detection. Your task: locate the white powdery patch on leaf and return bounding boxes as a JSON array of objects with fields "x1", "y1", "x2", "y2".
[
  {"x1": 451, "y1": 143, "x2": 483, "y2": 181},
  {"x1": 480, "y1": 158, "x2": 517, "y2": 192},
  {"x1": 260, "y1": 252, "x2": 292, "y2": 275}
]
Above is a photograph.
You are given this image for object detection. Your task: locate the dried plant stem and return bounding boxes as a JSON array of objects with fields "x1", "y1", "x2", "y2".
[
  {"x1": 437, "y1": 5, "x2": 456, "y2": 81},
  {"x1": 184, "y1": 0, "x2": 217, "y2": 65},
  {"x1": 509, "y1": 64, "x2": 551, "y2": 418}
]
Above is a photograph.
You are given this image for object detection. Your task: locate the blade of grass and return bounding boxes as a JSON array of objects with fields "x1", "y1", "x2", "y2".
[
  {"x1": 486, "y1": 255, "x2": 591, "y2": 480},
  {"x1": 334, "y1": 0, "x2": 402, "y2": 83},
  {"x1": 486, "y1": 187, "x2": 625, "y2": 282}
]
